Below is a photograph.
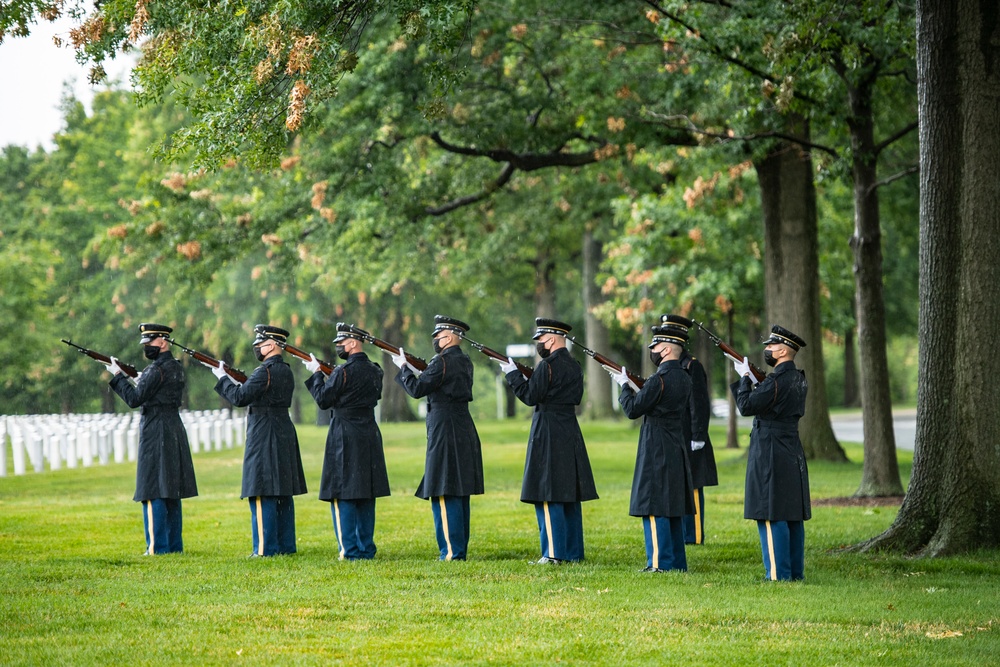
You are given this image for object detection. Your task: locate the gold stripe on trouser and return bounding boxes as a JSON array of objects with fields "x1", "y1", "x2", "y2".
[
  {"x1": 438, "y1": 497, "x2": 453, "y2": 561},
  {"x1": 649, "y1": 516, "x2": 659, "y2": 569},
  {"x1": 694, "y1": 491, "x2": 703, "y2": 544},
  {"x1": 764, "y1": 520, "x2": 777, "y2": 580},
  {"x1": 255, "y1": 497, "x2": 265, "y2": 556},
  {"x1": 333, "y1": 499, "x2": 345, "y2": 560},
  {"x1": 543, "y1": 501, "x2": 556, "y2": 559},
  {"x1": 145, "y1": 501, "x2": 154, "y2": 555}
]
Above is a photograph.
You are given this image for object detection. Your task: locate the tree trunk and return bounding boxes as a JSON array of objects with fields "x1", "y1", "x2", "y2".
[
  {"x1": 754, "y1": 116, "x2": 846, "y2": 461},
  {"x1": 375, "y1": 304, "x2": 416, "y2": 422},
  {"x1": 860, "y1": 0, "x2": 1000, "y2": 554},
  {"x1": 725, "y1": 310, "x2": 739, "y2": 449},
  {"x1": 582, "y1": 226, "x2": 613, "y2": 418},
  {"x1": 843, "y1": 327, "x2": 859, "y2": 407},
  {"x1": 845, "y1": 71, "x2": 904, "y2": 496},
  {"x1": 533, "y1": 251, "x2": 556, "y2": 321}
]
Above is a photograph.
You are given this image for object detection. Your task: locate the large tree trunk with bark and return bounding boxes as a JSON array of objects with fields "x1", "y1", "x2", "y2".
[
  {"x1": 374, "y1": 305, "x2": 416, "y2": 422},
  {"x1": 754, "y1": 116, "x2": 846, "y2": 461},
  {"x1": 860, "y1": 0, "x2": 1000, "y2": 554},
  {"x1": 845, "y1": 71, "x2": 904, "y2": 496},
  {"x1": 582, "y1": 227, "x2": 613, "y2": 418},
  {"x1": 843, "y1": 328, "x2": 859, "y2": 407}
]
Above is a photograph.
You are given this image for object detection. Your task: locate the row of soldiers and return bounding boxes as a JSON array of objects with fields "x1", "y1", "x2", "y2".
[{"x1": 101, "y1": 314, "x2": 810, "y2": 580}]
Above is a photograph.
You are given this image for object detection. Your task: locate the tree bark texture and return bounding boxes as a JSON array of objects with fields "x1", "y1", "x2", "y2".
[
  {"x1": 862, "y1": 0, "x2": 1000, "y2": 555},
  {"x1": 845, "y1": 73, "x2": 904, "y2": 496},
  {"x1": 754, "y1": 118, "x2": 846, "y2": 461},
  {"x1": 374, "y1": 305, "x2": 417, "y2": 422},
  {"x1": 843, "y1": 328, "x2": 859, "y2": 407},
  {"x1": 582, "y1": 227, "x2": 614, "y2": 418}
]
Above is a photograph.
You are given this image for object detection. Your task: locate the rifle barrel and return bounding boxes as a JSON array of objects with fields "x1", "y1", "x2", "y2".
[
  {"x1": 459, "y1": 334, "x2": 533, "y2": 378},
  {"x1": 61, "y1": 339, "x2": 139, "y2": 378}
]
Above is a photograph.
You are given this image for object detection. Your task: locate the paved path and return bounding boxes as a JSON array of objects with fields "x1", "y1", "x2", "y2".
[
  {"x1": 714, "y1": 405, "x2": 917, "y2": 451},
  {"x1": 829, "y1": 409, "x2": 917, "y2": 451}
]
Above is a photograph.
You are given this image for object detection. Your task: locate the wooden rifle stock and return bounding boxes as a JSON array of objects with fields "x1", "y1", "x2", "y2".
[
  {"x1": 61, "y1": 339, "x2": 139, "y2": 378},
  {"x1": 278, "y1": 342, "x2": 335, "y2": 375},
  {"x1": 693, "y1": 321, "x2": 767, "y2": 383},
  {"x1": 567, "y1": 336, "x2": 644, "y2": 389},
  {"x1": 459, "y1": 334, "x2": 534, "y2": 378},
  {"x1": 166, "y1": 339, "x2": 248, "y2": 383},
  {"x1": 363, "y1": 335, "x2": 429, "y2": 372}
]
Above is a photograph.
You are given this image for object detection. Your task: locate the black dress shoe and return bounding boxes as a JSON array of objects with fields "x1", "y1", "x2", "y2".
[{"x1": 640, "y1": 566, "x2": 666, "y2": 573}]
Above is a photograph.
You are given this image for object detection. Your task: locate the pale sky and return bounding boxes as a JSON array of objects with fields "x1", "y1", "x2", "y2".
[{"x1": 0, "y1": 16, "x2": 136, "y2": 151}]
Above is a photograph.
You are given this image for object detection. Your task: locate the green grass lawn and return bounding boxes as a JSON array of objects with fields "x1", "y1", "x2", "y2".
[{"x1": 2, "y1": 419, "x2": 997, "y2": 666}]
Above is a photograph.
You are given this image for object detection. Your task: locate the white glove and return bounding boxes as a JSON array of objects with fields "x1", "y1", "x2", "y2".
[
  {"x1": 211, "y1": 359, "x2": 229, "y2": 381},
  {"x1": 134, "y1": 371, "x2": 143, "y2": 383},
  {"x1": 733, "y1": 356, "x2": 757, "y2": 383},
  {"x1": 498, "y1": 357, "x2": 518, "y2": 374},
  {"x1": 391, "y1": 347, "x2": 408, "y2": 370},
  {"x1": 105, "y1": 356, "x2": 124, "y2": 376},
  {"x1": 304, "y1": 353, "x2": 321, "y2": 373},
  {"x1": 609, "y1": 366, "x2": 629, "y2": 387},
  {"x1": 691, "y1": 441, "x2": 705, "y2": 451}
]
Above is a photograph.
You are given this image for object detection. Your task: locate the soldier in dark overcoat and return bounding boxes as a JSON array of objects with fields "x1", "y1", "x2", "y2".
[
  {"x1": 393, "y1": 315, "x2": 484, "y2": 561},
  {"x1": 214, "y1": 324, "x2": 306, "y2": 557},
  {"x1": 660, "y1": 314, "x2": 719, "y2": 545},
  {"x1": 107, "y1": 323, "x2": 197, "y2": 555},
  {"x1": 301, "y1": 323, "x2": 388, "y2": 560},
  {"x1": 611, "y1": 324, "x2": 694, "y2": 572},
  {"x1": 731, "y1": 324, "x2": 810, "y2": 581},
  {"x1": 495, "y1": 318, "x2": 598, "y2": 564}
]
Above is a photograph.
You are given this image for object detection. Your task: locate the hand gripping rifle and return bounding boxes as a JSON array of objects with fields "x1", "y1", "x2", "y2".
[
  {"x1": 61, "y1": 339, "x2": 139, "y2": 378},
  {"x1": 458, "y1": 333, "x2": 534, "y2": 379},
  {"x1": 275, "y1": 341, "x2": 335, "y2": 375},
  {"x1": 166, "y1": 339, "x2": 249, "y2": 384},
  {"x1": 693, "y1": 321, "x2": 767, "y2": 383},
  {"x1": 567, "y1": 336, "x2": 644, "y2": 390},
  {"x1": 342, "y1": 323, "x2": 429, "y2": 372}
]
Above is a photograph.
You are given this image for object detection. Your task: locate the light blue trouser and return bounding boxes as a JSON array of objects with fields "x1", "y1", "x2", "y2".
[
  {"x1": 331, "y1": 498, "x2": 377, "y2": 560},
  {"x1": 643, "y1": 515, "x2": 686, "y2": 571},
  {"x1": 757, "y1": 520, "x2": 805, "y2": 581},
  {"x1": 142, "y1": 498, "x2": 183, "y2": 554},
  {"x1": 682, "y1": 487, "x2": 705, "y2": 544},
  {"x1": 431, "y1": 495, "x2": 471, "y2": 561},
  {"x1": 534, "y1": 501, "x2": 584, "y2": 561},
  {"x1": 249, "y1": 496, "x2": 297, "y2": 556}
]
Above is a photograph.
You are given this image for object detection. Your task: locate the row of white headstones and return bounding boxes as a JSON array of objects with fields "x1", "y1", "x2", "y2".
[{"x1": 0, "y1": 410, "x2": 246, "y2": 477}]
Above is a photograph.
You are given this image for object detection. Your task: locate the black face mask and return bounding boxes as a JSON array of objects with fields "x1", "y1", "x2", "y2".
[
  {"x1": 433, "y1": 338, "x2": 444, "y2": 355},
  {"x1": 336, "y1": 344, "x2": 349, "y2": 360},
  {"x1": 649, "y1": 350, "x2": 661, "y2": 366},
  {"x1": 253, "y1": 346, "x2": 266, "y2": 362},
  {"x1": 536, "y1": 342, "x2": 551, "y2": 359},
  {"x1": 764, "y1": 349, "x2": 777, "y2": 367},
  {"x1": 143, "y1": 345, "x2": 161, "y2": 360}
]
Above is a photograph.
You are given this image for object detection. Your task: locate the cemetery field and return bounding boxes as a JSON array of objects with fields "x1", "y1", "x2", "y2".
[{"x1": 2, "y1": 419, "x2": 998, "y2": 666}]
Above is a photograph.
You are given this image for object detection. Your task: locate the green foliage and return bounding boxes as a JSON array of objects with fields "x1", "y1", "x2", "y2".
[{"x1": 3, "y1": 421, "x2": 999, "y2": 665}]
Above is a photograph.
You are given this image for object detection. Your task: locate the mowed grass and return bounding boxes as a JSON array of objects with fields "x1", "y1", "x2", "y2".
[{"x1": 2, "y1": 419, "x2": 998, "y2": 666}]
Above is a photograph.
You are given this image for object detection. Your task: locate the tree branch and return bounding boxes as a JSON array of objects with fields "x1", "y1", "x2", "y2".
[
  {"x1": 643, "y1": 111, "x2": 838, "y2": 156},
  {"x1": 874, "y1": 121, "x2": 918, "y2": 156},
  {"x1": 643, "y1": 0, "x2": 821, "y2": 107},
  {"x1": 425, "y1": 163, "x2": 516, "y2": 216},
  {"x1": 428, "y1": 131, "x2": 603, "y2": 170},
  {"x1": 867, "y1": 165, "x2": 919, "y2": 194}
]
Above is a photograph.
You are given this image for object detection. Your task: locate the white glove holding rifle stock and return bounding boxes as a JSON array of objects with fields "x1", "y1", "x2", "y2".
[{"x1": 104, "y1": 356, "x2": 124, "y2": 377}]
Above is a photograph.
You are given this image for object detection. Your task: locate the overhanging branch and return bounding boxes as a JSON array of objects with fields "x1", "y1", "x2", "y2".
[
  {"x1": 428, "y1": 131, "x2": 603, "y2": 171},
  {"x1": 425, "y1": 163, "x2": 516, "y2": 216}
]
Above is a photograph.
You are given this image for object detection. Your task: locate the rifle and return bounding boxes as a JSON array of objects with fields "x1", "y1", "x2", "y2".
[
  {"x1": 459, "y1": 333, "x2": 534, "y2": 379},
  {"x1": 276, "y1": 341, "x2": 335, "y2": 375},
  {"x1": 166, "y1": 339, "x2": 249, "y2": 383},
  {"x1": 61, "y1": 339, "x2": 139, "y2": 378},
  {"x1": 693, "y1": 321, "x2": 767, "y2": 383},
  {"x1": 567, "y1": 336, "x2": 644, "y2": 390},
  {"x1": 339, "y1": 323, "x2": 429, "y2": 372}
]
